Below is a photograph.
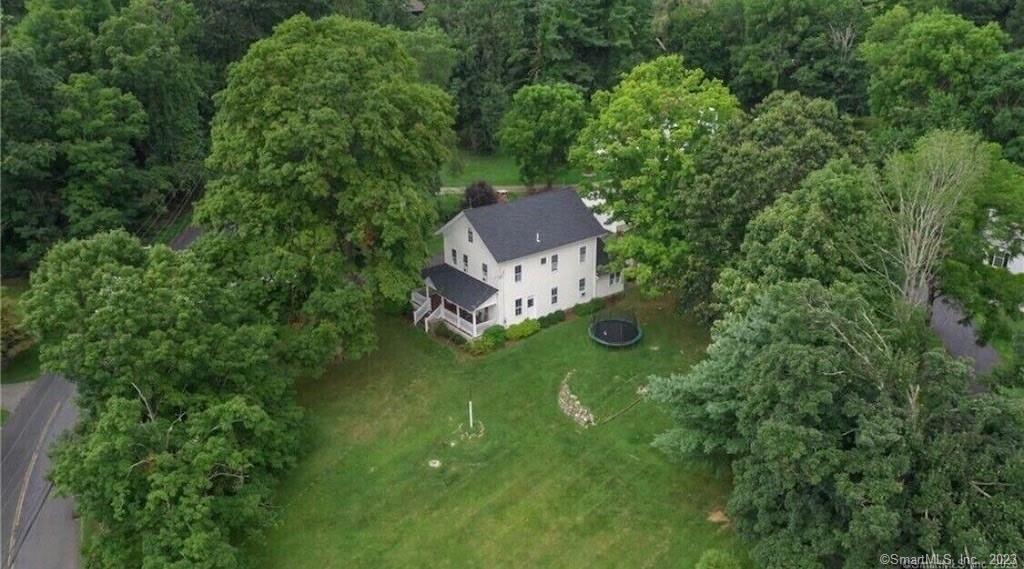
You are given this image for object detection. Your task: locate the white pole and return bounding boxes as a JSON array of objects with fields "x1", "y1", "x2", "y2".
[{"x1": 469, "y1": 400, "x2": 474, "y2": 429}]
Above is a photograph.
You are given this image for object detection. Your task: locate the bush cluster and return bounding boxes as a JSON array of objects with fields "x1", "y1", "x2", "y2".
[
  {"x1": 506, "y1": 318, "x2": 541, "y2": 340},
  {"x1": 467, "y1": 325, "x2": 506, "y2": 354},
  {"x1": 538, "y1": 310, "x2": 565, "y2": 328},
  {"x1": 433, "y1": 322, "x2": 467, "y2": 345},
  {"x1": 573, "y1": 298, "x2": 605, "y2": 316}
]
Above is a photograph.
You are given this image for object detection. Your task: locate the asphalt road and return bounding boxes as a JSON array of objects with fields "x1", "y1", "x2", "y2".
[
  {"x1": 929, "y1": 296, "x2": 1000, "y2": 389},
  {"x1": 1, "y1": 374, "x2": 79, "y2": 569}
]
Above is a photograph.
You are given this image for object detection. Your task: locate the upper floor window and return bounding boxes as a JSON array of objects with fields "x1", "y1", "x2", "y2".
[
  {"x1": 451, "y1": 248, "x2": 457, "y2": 264},
  {"x1": 482, "y1": 263, "x2": 489, "y2": 282},
  {"x1": 551, "y1": 254, "x2": 559, "y2": 272},
  {"x1": 515, "y1": 298, "x2": 523, "y2": 316},
  {"x1": 463, "y1": 254, "x2": 469, "y2": 272},
  {"x1": 541, "y1": 257, "x2": 547, "y2": 265},
  {"x1": 468, "y1": 227, "x2": 474, "y2": 243},
  {"x1": 990, "y1": 250, "x2": 1009, "y2": 268},
  {"x1": 579, "y1": 278, "x2": 586, "y2": 297},
  {"x1": 514, "y1": 264, "x2": 522, "y2": 282},
  {"x1": 551, "y1": 287, "x2": 558, "y2": 305},
  {"x1": 579, "y1": 245, "x2": 587, "y2": 263}
]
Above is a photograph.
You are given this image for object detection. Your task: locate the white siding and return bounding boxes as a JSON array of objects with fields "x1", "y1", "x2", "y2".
[
  {"x1": 596, "y1": 270, "x2": 625, "y2": 298},
  {"x1": 495, "y1": 237, "x2": 600, "y2": 326},
  {"x1": 1010, "y1": 253, "x2": 1024, "y2": 275},
  {"x1": 442, "y1": 216, "x2": 498, "y2": 286}
]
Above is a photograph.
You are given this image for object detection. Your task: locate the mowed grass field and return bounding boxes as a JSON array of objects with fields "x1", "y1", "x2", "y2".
[
  {"x1": 248, "y1": 291, "x2": 748, "y2": 568},
  {"x1": 441, "y1": 149, "x2": 585, "y2": 188}
]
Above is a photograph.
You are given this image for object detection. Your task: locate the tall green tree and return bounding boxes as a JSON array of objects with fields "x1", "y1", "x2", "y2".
[
  {"x1": 657, "y1": 0, "x2": 870, "y2": 113},
  {"x1": 426, "y1": 0, "x2": 531, "y2": 150},
  {"x1": 9, "y1": 0, "x2": 111, "y2": 76},
  {"x1": 681, "y1": 91, "x2": 865, "y2": 317},
  {"x1": 862, "y1": 6, "x2": 1008, "y2": 145},
  {"x1": 428, "y1": 0, "x2": 655, "y2": 150},
  {"x1": 0, "y1": 44, "x2": 62, "y2": 270},
  {"x1": 527, "y1": 0, "x2": 655, "y2": 91},
  {"x1": 974, "y1": 49, "x2": 1024, "y2": 163},
  {"x1": 197, "y1": 15, "x2": 455, "y2": 372},
  {"x1": 571, "y1": 55, "x2": 740, "y2": 293},
  {"x1": 94, "y1": 0, "x2": 206, "y2": 169},
  {"x1": 499, "y1": 82, "x2": 588, "y2": 186},
  {"x1": 23, "y1": 231, "x2": 302, "y2": 568},
  {"x1": 731, "y1": 0, "x2": 869, "y2": 113},
  {"x1": 650, "y1": 280, "x2": 1024, "y2": 566},
  {"x1": 713, "y1": 158, "x2": 890, "y2": 317},
  {"x1": 56, "y1": 73, "x2": 163, "y2": 238}
]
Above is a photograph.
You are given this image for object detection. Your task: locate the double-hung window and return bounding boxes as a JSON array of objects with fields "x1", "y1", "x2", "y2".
[
  {"x1": 990, "y1": 250, "x2": 1009, "y2": 268},
  {"x1": 451, "y1": 248, "x2": 457, "y2": 264},
  {"x1": 579, "y1": 245, "x2": 587, "y2": 263},
  {"x1": 468, "y1": 227, "x2": 474, "y2": 243},
  {"x1": 551, "y1": 254, "x2": 558, "y2": 272},
  {"x1": 515, "y1": 298, "x2": 523, "y2": 316},
  {"x1": 579, "y1": 278, "x2": 586, "y2": 297},
  {"x1": 551, "y1": 287, "x2": 558, "y2": 305},
  {"x1": 463, "y1": 254, "x2": 468, "y2": 272},
  {"x1": 514, "y1": 264, "x2": 522, "y2": 282},
  {"x1": 482, "y1": 263, "x2": 488, "y2": 282}
]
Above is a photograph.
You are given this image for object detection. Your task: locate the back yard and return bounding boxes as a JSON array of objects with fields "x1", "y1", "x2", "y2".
[{"x1": 248, "y1": 291, "x2": 748, "y2": 568}]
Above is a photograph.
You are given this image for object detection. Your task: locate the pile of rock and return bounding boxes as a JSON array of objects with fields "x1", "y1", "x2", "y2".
[{"x1": 558, "y1": 371, "x2": 596, "y2": 427}]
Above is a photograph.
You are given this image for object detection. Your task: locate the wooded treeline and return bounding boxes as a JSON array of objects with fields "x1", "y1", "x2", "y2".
[{"x1": 4, "y1": 1, "x2": 1023, "y2": 567}]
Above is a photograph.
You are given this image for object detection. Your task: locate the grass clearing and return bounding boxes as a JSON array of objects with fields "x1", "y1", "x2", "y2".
[
  {"x1": 248, "y1": 290, "x2": 747, "y2": 568},
  {"x1": 442, "y1": 149, "x2": 585, "y2": 188}
]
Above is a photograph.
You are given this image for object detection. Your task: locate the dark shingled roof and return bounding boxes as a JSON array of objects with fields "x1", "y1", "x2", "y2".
[
  {"x1": 421, "y1": 264, "x2": 498, "y2": 310},
  {"x1": 462, "y1": 188, "x2": 607, "y2": 262}
]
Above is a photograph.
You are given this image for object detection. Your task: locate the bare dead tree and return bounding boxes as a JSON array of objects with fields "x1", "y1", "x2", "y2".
[
  {"x1": 828, "y1": 23, "x2": 857, "y2": 58},
  {"x1": 871, "y1": 131, "x2": 988, "y2": 310}
]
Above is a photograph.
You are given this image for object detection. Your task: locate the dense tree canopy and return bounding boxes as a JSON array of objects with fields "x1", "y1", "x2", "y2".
[
  {"x1": 1, "y1": 0, "x2": 207, "y2": 273},
  {"x1": 650, "y1": 280, "x2": 1024, "y2": 567},
  {"x1": 499, "y1": 82, "x2": 588, "y2": 186},
  {"x1": 680, "y1": 91, "x2": 865, "y2": 317},
  {"x1": 427, "y1": 0, "x2": 656, "y2": 150},
  {"x1": 571, "y1": 55, "x2": 740, "y2": 293},
  {"x1": 713, "y1": 158, "x2": 890, "y2": 317},
  {"x1": 23, "y1": 231, "x2": 302, "y2": 568},
  {"x1": 197, "y1": 14, "x2": 455, "y2": 372},
  {"x1": 658, "y1": 0, "x2": 870, "y2": 113},
  {"x1": 862, "y1": 7, "x2": 1009, "y2": 147}
]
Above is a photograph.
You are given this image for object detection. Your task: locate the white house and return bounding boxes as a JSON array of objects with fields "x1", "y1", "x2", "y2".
[{"x1": 411, "y1": 188, "x2": 625, "y2": 339}]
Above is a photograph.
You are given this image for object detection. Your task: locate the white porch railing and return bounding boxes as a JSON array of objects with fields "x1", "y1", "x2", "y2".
[
  {"x1": 438, "y1": 307, "x2": 496, "y2": 339},
  {"x1": 411, "y1": 288, "x2": 428, "y2": 307},
  {"x1": 413, "y1": 301, "x2": 431, "y2": 325}
]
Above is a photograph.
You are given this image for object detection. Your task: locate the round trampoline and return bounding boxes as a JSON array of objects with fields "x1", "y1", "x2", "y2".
[{"x1": 588, "y1": 309, "x2": 643, "y2": 348}]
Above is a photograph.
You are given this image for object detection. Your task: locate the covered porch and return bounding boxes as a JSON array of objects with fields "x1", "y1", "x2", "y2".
[{"x1": 412, "y1": 264, "x2": 500, "y2": 339}]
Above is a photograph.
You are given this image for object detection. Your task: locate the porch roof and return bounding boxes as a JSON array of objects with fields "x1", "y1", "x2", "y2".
[{"x1": 421, "y1": 264, "x2": 498, "y2": 310}]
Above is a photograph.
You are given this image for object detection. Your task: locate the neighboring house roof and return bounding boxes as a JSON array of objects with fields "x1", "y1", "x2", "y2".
[
  {"x1": 422, "y1": 264, "x2": 498, "y2": 310},
  {"x1": 460, "y1": 188, "x2": 607, "y2": 262}
]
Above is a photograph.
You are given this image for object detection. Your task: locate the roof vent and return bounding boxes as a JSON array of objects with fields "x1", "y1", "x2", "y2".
[{"x1": 536, "y1": 232, "x2": 541, "y2": 243}]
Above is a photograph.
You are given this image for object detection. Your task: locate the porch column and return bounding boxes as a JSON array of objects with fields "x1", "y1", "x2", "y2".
[{"x1": 472, "y1": 310, "x2": 477, "y2": 337}]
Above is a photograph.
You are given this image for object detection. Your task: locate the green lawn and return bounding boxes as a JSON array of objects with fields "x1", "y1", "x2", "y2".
[
  {"x1": 248, "y1": 290, "x2": 748, "y2": 568},
  {"x1": 442, "y1": 149, "x2": 584, "y2": 188}
]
